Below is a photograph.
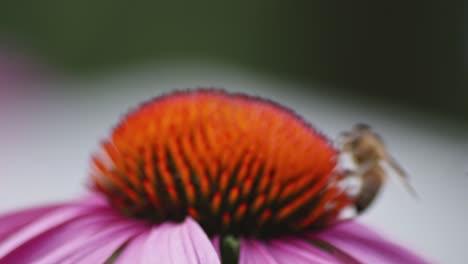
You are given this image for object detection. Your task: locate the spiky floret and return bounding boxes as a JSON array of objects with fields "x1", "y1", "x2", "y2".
[{"x1": 91, "y1": 89, "x2": 351, "y2": 238}]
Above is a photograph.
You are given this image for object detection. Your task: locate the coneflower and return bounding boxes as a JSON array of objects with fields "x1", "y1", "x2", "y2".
[{"x1": 0, "y1": 89, "x2": 428, "y2": 263}]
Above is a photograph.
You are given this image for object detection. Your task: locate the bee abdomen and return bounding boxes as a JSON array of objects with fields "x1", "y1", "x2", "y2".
[{"x1": 355, "y1": 166, "x2": 385, "y2": 213}]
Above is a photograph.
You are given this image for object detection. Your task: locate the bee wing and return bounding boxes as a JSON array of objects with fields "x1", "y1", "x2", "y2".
[
  {"x1": 387, "y1": 155, "x2": 419, "y2": 199},
  {"x1": 387, "y1": 155, "x2": 408, "y2": 178}
]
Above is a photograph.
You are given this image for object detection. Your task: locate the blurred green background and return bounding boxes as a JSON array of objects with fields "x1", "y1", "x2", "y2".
[{"x1": 0, "y1": 1, "x2": 466, "y2": 122}]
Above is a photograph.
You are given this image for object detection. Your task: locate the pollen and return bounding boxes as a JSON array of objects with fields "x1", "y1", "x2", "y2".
[{"x1": 90, "y1": 89, "x2": 351, "y2": 238}]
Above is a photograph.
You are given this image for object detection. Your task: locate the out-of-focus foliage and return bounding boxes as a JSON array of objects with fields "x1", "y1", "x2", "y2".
[{"x1": 0, "y1": 0, "x2": 465, "y2": 121}]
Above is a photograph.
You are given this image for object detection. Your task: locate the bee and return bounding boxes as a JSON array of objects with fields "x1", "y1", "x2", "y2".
[{"x1": 340, "y1": 124, "x2": 417, "y2": 213}]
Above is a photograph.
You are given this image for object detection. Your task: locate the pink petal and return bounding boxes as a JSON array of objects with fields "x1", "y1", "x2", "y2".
[
  {"x1": 265, "y1": 238, "x2": 347, "y2": 264},
  {"x1": 211, "y1": 236, "x2": 221, "y2": 258},
  {"x1": 115, "y1": 232, "x2": 150, "y2": 264},
  {"x1": 61, "y1": 221, "x2": 145, "y2": 264},
  {"x1": 141, "y1": 217, "x2": 220, "y2": 264},
  {"x1": 0, "y1": 204, "x2": 99, "y2": 259},
  {"x1": 239, "y1": 239, "x2": 278, "y2": 264},
  {"x1": 315, "y1": 221, "x2": 430, "y2": 264},
  {"x1": 73, "y1": 192, "x2": 110, "y2": 207},
  {"x1": 0, "y1": 192, "x2": 108, "y2": 245},
  {"x1": 0, "y1": 208, "x2": 132, "y2": 263},
  {"x1": 0, "y1": 204, "x2": 62, "y2": 242}
]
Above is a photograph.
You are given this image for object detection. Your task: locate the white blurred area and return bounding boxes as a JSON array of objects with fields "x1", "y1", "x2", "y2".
[{"x1": 0, "y1": 63, "x2": 467, "y2": 263}]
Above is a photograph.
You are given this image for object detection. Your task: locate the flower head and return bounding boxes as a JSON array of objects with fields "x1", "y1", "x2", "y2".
[
  {"x1": 91, "y1": 90, "x2": 348, "y2": 238},
  {"x1": 0, "y1": 89, "x2": 428, "y2": 263}
]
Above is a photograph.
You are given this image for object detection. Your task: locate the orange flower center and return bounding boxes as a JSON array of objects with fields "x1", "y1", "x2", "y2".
[{"x1": 91, "y1": 90, "x2": 351, "y2": 238}]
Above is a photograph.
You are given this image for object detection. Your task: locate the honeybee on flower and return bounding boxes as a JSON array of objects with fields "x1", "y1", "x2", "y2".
[{"x1": 339, "y1": 123, "x2": 418, "y2": 213}]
